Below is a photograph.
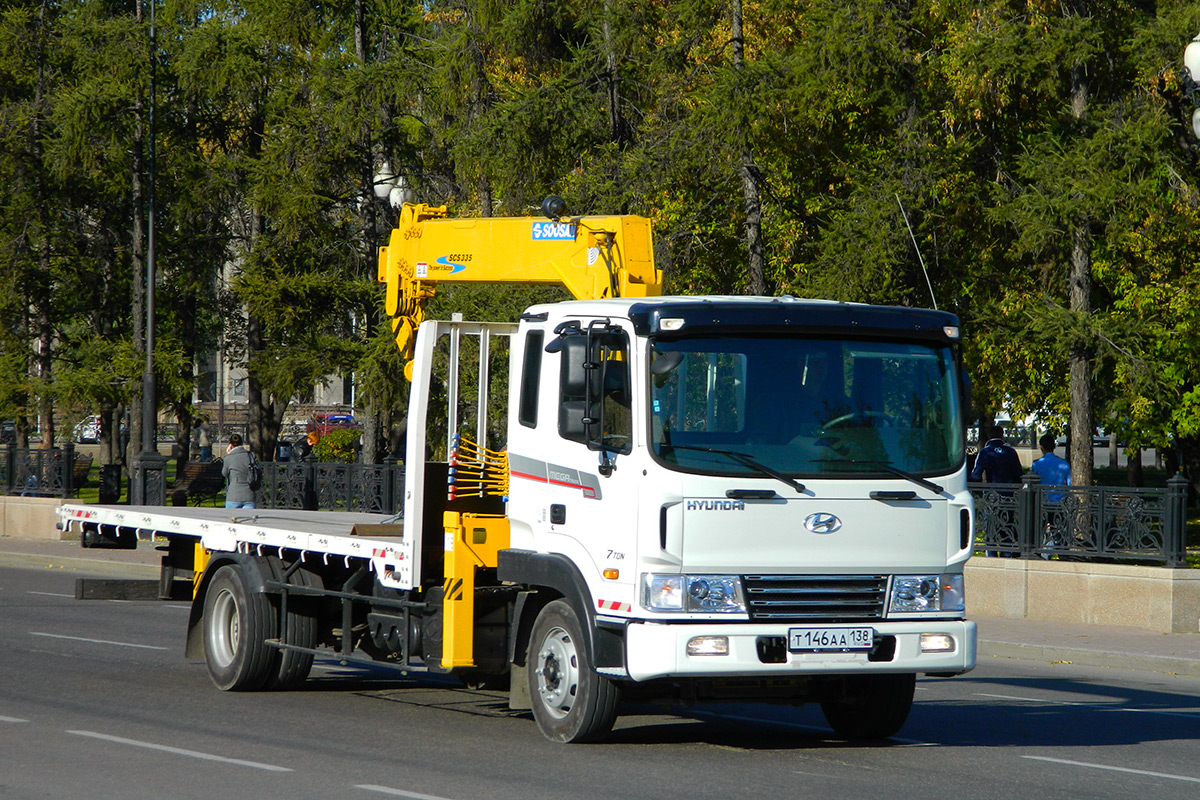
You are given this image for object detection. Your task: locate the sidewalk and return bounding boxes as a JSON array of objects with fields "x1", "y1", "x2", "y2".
[
  {"x1": 3, "y1": 535, "x2": 1199, "y2": 678},
  {"x1": 974, "y1": 614, "x2": 1200, "y2": 678}
]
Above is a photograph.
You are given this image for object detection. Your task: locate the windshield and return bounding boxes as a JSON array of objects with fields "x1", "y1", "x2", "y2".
[{"x1": 648, "y1": 335, "x2": 964, "y2": 478}]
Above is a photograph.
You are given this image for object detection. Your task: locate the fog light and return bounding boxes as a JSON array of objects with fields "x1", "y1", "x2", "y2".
[
  {"x1": 920, "y1": 633, "x2": 955, "y2": 653},
  {"x1": 687, "y1": 635, "x2": 729, "y2": 656}
]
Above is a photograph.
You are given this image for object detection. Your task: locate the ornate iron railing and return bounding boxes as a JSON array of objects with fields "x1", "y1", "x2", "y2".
[
  {"x1": 969, "y1": 473, "x2": 1189, "y2": 566},
  {"x1": 257, "y1": 460, "x2": 404, "y2": 515},
  {"x1": 1, "y1": 444, "x2": 81, "y2": 498}
]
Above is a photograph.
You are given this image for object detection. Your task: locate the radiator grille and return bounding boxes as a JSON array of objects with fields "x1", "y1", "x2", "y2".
[{"x1": 742, "y1": 575, "x2": 888, "y2": 622}]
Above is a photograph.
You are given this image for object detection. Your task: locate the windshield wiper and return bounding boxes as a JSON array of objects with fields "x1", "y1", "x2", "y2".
[
  {"x1": 814, "y1": 458, "x2": 944, "y2": 494},
  {"x1": 662, "y1": 444, "x2": 805, "y2": 493}
]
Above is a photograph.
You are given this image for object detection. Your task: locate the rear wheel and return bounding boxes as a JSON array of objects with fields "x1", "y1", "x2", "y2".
[
  {"x1": 820, "y1": 673, "x2": 916, "y2": 740},
  {"x1": 203, "y1": 565, "x2": 278, "y2": 691},
  {"x1": 266, "y1": 566, "x2": 319, "y2": 690},
  {"x1": 527, "y1": 600, "x2": 619, "y2": 743}
]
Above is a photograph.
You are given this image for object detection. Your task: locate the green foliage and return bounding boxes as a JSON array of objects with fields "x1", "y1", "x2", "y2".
[
  {"x1": 313, "y1": 427, "x2": 361, "y2": 463},
  {"x1": 4, "y1": 0, "x2": 1200, "y2": 478}
]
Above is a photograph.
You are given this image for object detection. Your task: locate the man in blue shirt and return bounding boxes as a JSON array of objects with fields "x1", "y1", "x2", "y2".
[
  {"x1": 1030, "y1": 433, "x2": 1071, "y2": 557},
  {"x1": 1030, "y1": 433, "x2": 1071, "y2": 487}
]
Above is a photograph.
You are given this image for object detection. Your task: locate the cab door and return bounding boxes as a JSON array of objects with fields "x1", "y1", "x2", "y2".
[{"x1": 506, "y1": 317, "x2": 641, "y2": 609}]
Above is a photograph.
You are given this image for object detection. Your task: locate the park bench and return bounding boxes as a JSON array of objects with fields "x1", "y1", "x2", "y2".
[
  {"x1": 171, "y1": 459, "x2": 225, "y2": 506},
  {"x1": 71, "y1": 453, "x2": 94, "y2": 490}
]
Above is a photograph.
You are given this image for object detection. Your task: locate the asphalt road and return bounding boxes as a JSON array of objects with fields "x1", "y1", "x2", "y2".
[{"x1": 3, "y1": 563, "x2": 1200, "y2": 800}]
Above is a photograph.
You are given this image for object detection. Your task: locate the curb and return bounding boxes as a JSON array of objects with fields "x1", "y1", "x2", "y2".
[
  {"x1": 977, "y1": 640, "x2": 1200, "y2": 679},
  {"x1": 0, "y1": 550, "x2": 160, "y2": 579}
]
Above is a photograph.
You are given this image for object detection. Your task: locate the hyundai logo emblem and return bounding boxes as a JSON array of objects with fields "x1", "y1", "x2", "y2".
[{"x1": 803, "y1": 512, "x2": 842, "y2": 534}]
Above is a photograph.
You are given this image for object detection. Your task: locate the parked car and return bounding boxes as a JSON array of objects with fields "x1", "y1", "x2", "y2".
[
  {"x1": 306, "y1": 413, "x2": 359, "y2": 436},
  {"x1": 0, "y1": 420, "x2": 14, "y2": 444},
  {"x1": 73, "y1": 415, "x2": 101, "y2": 443},
  {"x1": 1092, "y1": 428, "x2": 1127, "y2": 448}
]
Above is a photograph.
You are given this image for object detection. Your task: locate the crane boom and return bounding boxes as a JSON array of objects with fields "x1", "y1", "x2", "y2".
[{"x1": 376, "y1": 202, "x2": 661, "y2": 364}]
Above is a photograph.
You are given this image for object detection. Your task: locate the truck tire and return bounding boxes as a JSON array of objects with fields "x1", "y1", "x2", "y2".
[
  {"x1": 528, "y1": 599, "x2": 619, "y2": 743},
  {"x1": 264, "y1": 568, "x2": 316, "y2": 690},
  {"x1": 203, "y1": 565, "x2": 278, "y2": 691},
  {"x1": 820, "y1": 673, "x2": 916, "y2": 740}
]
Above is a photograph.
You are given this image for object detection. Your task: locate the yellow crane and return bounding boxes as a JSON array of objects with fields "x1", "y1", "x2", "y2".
[{"x1": 376, "y1": 198, "x2": 661, "y2": 375}]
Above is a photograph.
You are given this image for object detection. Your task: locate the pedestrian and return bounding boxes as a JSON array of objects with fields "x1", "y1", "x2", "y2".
[
  {"x1": 294, "y1": 431, "x2": 318, "y2": 462},
  {"x1": 1030, "y1": 433, "x2": 1072, "y2": 557},
  {"x1": 971, "y1": 425, "x2": 1023, "y2": 556},
  {"x1": 970, "y1": 425, "x2": 1023, "y2": 483},
  {"x1": 1030, "y1": 433, "x2": 1071, "y2": 487},
  {"x1": 195, "y1": 419, "x2": 212, "y2": 463},
  {"x1": 222, "y1": 433, "x2": 256, "y2": 509}
]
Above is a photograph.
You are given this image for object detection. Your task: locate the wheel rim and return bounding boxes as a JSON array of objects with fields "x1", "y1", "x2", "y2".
[
  {"x1": 208, "y1": 587, "x2": 240, "y2": 669},
  {"x1": 534, "y1": 625, "x2": 579, "y2": 720}
]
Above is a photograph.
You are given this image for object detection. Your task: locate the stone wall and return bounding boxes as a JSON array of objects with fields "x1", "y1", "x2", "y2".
[{"x1": 0, "y1": 496, "x2": 70, "y2": 541}]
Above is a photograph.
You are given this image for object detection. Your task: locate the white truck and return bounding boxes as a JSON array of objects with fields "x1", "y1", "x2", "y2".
[{"x1": 60, "y1": 202, "x2": 976, "y2": 743}]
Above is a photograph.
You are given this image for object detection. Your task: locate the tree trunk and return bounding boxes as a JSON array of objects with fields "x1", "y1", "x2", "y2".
[
  {"x1": 1067, "y1": 222, "x2": 1092, "y2": 487},
  {"x1": 602, "y1": 2, "x2": 627, "y2": 148},
  {"x1": 1066, "y1": 63, "x2": 1092, "y2": 488},
  {"x1": 1126, "y1": 449, "x2": 1143, "y2": 487},
  {"x1": 730, "y1": 0, "x2": 765, "y2": 295},
  {"x1": 1175, "y1": 434, "x2": 1200, "y2": 499},
  {"x1": 354, "y1": 0, "x2": 367, "y2": 63}
]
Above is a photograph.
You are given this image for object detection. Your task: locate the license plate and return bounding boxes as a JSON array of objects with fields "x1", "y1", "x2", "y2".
[{"x1": 788, "y1": 626, "x2": 874, "y2": 652}]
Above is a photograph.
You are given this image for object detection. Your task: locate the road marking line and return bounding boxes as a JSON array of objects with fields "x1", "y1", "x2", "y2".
[
  {"x1": 1, "y1": 716, "x2": 30, "y2": 723},
  {"x1": 356, "y1": 786, "x2": 461, "y2": 800},
  {"x1": 977, "y1": 692, "x2": 1111, "y2": 706},
  {"x1": 1023, "y1": 756, "x2": 1200, "y2": 784},
  {"x1": 976, "y1": 693, "x2": 1200, "y2": 719},
  {"x1": 68, "y1": 730, "x2": 292, "y2": 772},
  {"x1": 29, "y1": 632, "x2": 168, "y2": 650},
  {"x1": 27, "y1": 591, "x2": 74, "y2": 598},
  {"x1": 1112, "y1": 707, "x2": 1200, "y2": 720}
]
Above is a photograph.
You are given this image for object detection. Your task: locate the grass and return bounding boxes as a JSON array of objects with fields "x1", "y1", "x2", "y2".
[{"x1": 72, "y1": 461, "x2": 228, "y2": 507}]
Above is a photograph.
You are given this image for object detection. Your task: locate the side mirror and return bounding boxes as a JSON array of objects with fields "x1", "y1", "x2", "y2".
[
  {"x1": 650, "y1": 350, "x2": 684, "y2": 376},
  {"x1": 558, "y1": 337, "x2": 600, "y2": 399}
]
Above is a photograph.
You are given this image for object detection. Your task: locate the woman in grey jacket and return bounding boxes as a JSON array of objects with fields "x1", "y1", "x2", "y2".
[{"x1": 222, "y1": 434, "x2": 256, "y2": 509}]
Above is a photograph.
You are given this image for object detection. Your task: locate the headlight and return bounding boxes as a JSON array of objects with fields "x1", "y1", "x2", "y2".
[
  {"x1": 889, "y1": 574, "x2": 965, "y2": 614},
  {"x1": 643, "y1": 575, "x2": 684, "y2": 611},
  {"x1": 642, "y1": 574, "x2": 746, "y2": 613}
]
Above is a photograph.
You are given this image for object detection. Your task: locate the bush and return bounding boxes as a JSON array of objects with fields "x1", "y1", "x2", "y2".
[{"x1": 313, "y1": 428, "x2": 360, "y2": 463}]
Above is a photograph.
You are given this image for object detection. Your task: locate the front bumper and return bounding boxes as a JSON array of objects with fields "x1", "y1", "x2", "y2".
[{"x1": 622, "y1": 619, "x2": 976, "y2": 682}]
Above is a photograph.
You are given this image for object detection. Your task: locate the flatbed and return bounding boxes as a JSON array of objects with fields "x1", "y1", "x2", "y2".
[{"x1": 59, "y1": 504, "x2": 410, "y2": 586}]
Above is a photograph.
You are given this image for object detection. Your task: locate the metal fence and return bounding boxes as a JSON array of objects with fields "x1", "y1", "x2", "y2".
[
  {"x1": 1, "y1": 444, "x2": 82, "y2": 498},
  {"x1": 6, "y1": 441, "x2": 1187, "y2": 565},
  {"x1": 256, "y1": 460, "x2": 404, "y2": 515},
  {"x1": 970, "y1": 473, "x2": 1189, "y2": 566}
]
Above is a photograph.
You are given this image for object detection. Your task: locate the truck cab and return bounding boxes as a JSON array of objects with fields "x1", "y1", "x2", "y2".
[{"x1": 474, "y1": 296, "x2": 976, "y2": 740}]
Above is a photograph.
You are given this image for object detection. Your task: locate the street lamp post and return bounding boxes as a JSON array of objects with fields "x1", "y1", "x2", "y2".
[{"x1": 132, "y1": 0, "x2": 167, "y2": 506}]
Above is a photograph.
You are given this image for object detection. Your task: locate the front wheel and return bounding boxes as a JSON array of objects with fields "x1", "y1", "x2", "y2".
[
  {"x1": 202, "y1": 565, "x2": 278, "y2": 691},
  {"x1": 527, "y1": 600, "x2": 619, "y2": 743},
  {"x1": 820, "y1": 673, "x2": 916, "y2": 740}
]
